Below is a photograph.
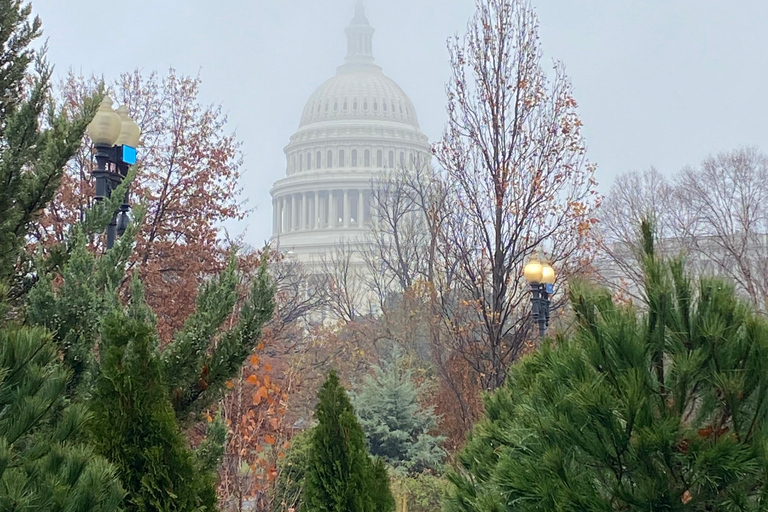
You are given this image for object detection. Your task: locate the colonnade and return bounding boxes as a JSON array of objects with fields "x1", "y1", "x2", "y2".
[{"x1": 273, "y1": 189, "x2": 370, "y2": 235}]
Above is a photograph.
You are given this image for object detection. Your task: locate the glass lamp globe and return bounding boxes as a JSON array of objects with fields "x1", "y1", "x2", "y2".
[
  {"x1": 114, "y1": 105, "x2": 141, "y2": 147},
  {"x1": 542, "y1": 262, "x2": 555, "y2": 284},
  {"x1": 523, "y1": 257, "x2": 543, "y2": 283},
  {"x1": 86, "y1": 96, "x2": 122, "y2": 146}
]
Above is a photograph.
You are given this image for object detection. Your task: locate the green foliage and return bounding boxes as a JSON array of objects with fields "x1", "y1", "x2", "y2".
[
  {"x1": 163, "y1": 252, "x2": 275, "y2": 424},
  {"x1": 0, "y1": 0, "x2": 99, "y2": 296},
  {"x1": 369, "y1": 457, "x2": 396, "y2": 512},
  {"x1": 352, "y1": 362, "x2": 445, "y2": 474},
  {"x1": 26, "y1": 214, "x2": 141, "y2": 394},
  {"x1": 196, "y1": 412, "x2": 228, "y2": 473},
  {"x1": 0, "y1": 3, "x2": 123, "y2": 509},
  {"x1": 303, "y1": 371, "x2": 395, "y2": 512},
  {"x1": 446, "y1": 221, "x2": 768, "y2": 512},
  {"x1": 89, "y1": 304, "x2": 218, "y2": 512},
  {"x1": 272, "y1": 430, "x2": 312, "y2": 512},
  {"x1": 0, "y1": 323, "x2": 123, "y2": 512},
  {"x1": 391, "y1": 473, "x2": 446, "y2": 512}
]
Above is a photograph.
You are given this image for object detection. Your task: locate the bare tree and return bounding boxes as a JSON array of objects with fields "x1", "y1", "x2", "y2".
[
  {"x1": 364, "y1": 158, "x2": 449, "y2": 304},
  {"x1": 320, "y1": 241, "x2": 371, "y2": 323},
  {"x1": 678, "y1": 148, "x2": 768, "y2": 310},
  {"x1": 596, "y1": 168, "x2": 687, "y2": 300},
  {"x1": 598, "y1": 148, "x2": 768, "y2": 311},
  {"x1": 433, "y1": 0, "x2": 599, "y2": 390}
]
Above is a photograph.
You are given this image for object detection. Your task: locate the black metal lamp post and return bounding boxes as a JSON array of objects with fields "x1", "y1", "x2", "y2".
[
  {"x1": 86, "y1": 96, "x2": 140, "y2": 249},
  {"x1": 523, "y1": 253, "x2": 556, "y2": 338}
]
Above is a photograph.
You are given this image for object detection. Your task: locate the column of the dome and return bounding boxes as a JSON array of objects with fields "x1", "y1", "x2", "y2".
[
  {"x1": 343, "y1": 190, "x2": 350, "y2": 228},
  {"x1": 288, "y1": 194, "x2": 296, "y2": 231},
  {"x1": 330, "y1": 191, "x2": 338, "y2": 228},
  {"x1": 282, "y1": 197, "x2": 289, "y2": 232},
  {"x1": 272, "y1": 199, "x2": 277, "y2": 235},
  {"x1": 357, "y1": 190, "x2": 364, "y2": 227},
  {"x1": 322, "y1": 192, "x2": 328, "y2": 228},
  {"x1": 314, "y1": 191, "x2": 320, "y2": 230}
]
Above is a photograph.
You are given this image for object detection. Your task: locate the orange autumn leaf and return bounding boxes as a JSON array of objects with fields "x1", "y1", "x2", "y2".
[
  {"x1": 225, "y1": 380, "x2": 235, "y2": 389},
  {"x1": 264, "y1": 362, "x2": 272, "y2": 372},
  {"x1": 250, "y1": 355, "x2": 260, "y2": 367},
  {"x1": 253, "y1": 386, "x2": 269, "y2": 405},
  {"x1": 264, "y1": 434, "x2": 276, "y2": 445},
  {"x1": 246, "y1": 375, "x2": 259, "y2": 386}
]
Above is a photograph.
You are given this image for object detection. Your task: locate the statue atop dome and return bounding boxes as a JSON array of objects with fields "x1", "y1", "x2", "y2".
[{"x1": 353, "y1": 0, "x2": 368, "y2": 24}]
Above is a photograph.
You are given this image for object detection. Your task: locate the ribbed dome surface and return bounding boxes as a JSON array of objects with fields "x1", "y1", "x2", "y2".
[{"x1": 299, "y1": 68, "x2": 420, "y2": 129}]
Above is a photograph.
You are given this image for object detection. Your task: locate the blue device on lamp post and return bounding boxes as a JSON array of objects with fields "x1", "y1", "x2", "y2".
[{"x1": 121, "y1": 145, "x2": 137, "y2": 166}]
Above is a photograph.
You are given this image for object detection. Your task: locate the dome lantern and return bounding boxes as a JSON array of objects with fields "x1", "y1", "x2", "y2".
[{"x1": 344, "y1": 0, "x2": 375, "y2": 68}]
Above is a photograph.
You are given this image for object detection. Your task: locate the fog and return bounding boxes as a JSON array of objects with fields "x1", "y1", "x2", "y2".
[{"x1": 32, "y1": 0, "x2": 768, "y2": 246}]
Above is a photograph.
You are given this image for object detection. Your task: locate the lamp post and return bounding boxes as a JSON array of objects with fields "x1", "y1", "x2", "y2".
[
  {"x1": 523, "y1": 253, "x2": 556, "y2": 338},
  {"x1": 85, "y1": 96, "x2": 141, "y2": 249}
]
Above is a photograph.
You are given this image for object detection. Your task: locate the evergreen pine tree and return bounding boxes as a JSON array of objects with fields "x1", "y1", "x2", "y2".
[
  {"x1": 0, "y1": 2, "x2": 123, "y2": 509},
  {"x1": 446, "y1": 221, "x2": 768, "y2": 512},
  {"x1": 352, "y1": 362, "x2": 445, "y2": 474},
  {"x1": 0, "y1": 0, "x2": 98, "y2": 299},
  {"x1": 89, "y1": 298, "x2": 219, "y2": 512},
  {"x1": 369, "y1": 457, "x2": 396, "y2": 512},
  {"x1": 303, "y1": 371, "x2": 395, "y2": 512},
  {"x1": 272, "y1": 430, "x2": 312, "y2": 512},
  {"x1": 0, "y1": 319, "x2": 124, "y2": 512}
]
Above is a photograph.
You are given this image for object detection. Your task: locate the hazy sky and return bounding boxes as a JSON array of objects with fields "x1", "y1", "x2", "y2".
[{"x1": 32, "y1": 0, "x2": 768, "y2": 246}]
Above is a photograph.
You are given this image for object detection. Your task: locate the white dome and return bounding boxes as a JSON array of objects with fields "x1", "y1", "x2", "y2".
[
  {"x1": 299, "y1": 68, "x2": 420, "y2": 129},
  {"x1": 270, "y1": 1, "x2": 432, "y2": 272}
]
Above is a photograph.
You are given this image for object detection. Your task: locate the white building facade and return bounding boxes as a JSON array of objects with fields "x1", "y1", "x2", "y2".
[{"x1": 270, "y1": 2, "x2": 431, "y2": 267}]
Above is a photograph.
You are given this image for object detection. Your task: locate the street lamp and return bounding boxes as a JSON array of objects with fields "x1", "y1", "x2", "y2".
[
  {"x1": 86, "y1": 96, "x2": 141, "y2": 249},
  {"x1": 523, "y1": 253, "x2": 555, "y2": 338}
]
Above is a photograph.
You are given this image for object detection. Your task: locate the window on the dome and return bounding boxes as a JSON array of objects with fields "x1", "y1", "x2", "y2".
[
  {"x1": 363, "y1": 101, "x2": 368, "y2": 111},
  {"x1": 307, "y1": 152, "x2": 312, "y2": 170},
  {"x1": 353, "y1": 100, "x2": 358, "y2": 111},
  {"x1": 334, "y1": 102, "x2": 338, "y2": 111},
  {"x1": 377, "y1": 150, "x2": 382, "y2": 167},
  {"x1": 352, "y1": 149, "x2": 358, "y2": 167},
  {"x1": 325, "y1": 102, "x2": 329, "y2": 112},
  {"x1": 317, "y1": 151, "x2": 322, "y2": 169},
  {"x1": 373, "y1": 101, "x2": 378, "y2": 111},
  {"x1": 400, "y1": 152, "x2": 405, "y2": 167},
  {"x1": 339, "y1": 150, "x2": 345, "y2": 168},
  {"x1": 399, "y1": 104, "x2": 403, "y2": 114},
  {"x1": 364, "y1": 149, "x2": 370, "y2": 167},
  {"x1": 383, "y1": 102, "x2": 388, "y2": 112},
  {"x1": 327, "y1": 150, "x2": 333, "y2": 167},
  {"x1": 388, "y1": 151, "x2": 394, "y2": 168},
  {"x1": 343, "y1": 101, "x2": 348, "y2": 111}
]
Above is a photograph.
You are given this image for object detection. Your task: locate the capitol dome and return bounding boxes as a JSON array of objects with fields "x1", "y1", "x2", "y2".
[
  {"x1": 299, "y1": 70, "x2": 420, "y2": 129},
  {"x1": 270, "y1": 1, "x2": 431, "y2": 270}
]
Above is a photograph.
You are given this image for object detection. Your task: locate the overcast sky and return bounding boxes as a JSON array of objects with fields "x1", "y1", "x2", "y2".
[{"x1": 32, "y1": 0, "x2": 768, "y2": 246}]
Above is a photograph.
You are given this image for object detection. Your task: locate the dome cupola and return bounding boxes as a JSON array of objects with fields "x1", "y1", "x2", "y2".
[{"x1": 344, "y1": 0, "x2": 375, "y2": 68}]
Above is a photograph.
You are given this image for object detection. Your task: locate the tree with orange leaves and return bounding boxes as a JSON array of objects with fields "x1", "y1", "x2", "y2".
[{"x1": 34, "y1": 68, "x2": 245, "y2": 341}]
